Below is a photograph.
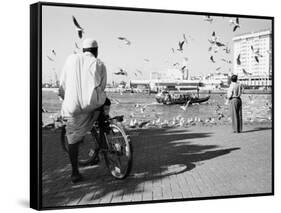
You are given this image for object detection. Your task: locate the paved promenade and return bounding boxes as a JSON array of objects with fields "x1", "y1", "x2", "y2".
[{"x1": 42, "y1": 123, "x2": 272, "y2": 208}]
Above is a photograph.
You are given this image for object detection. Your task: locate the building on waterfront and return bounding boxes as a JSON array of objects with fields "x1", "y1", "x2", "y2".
[
  {"x1": 233, "y1": 29, "x2": 272, "y2": 88},
  {"x1": 129, "y1": 79, "x2": 200, "y2": 93}
]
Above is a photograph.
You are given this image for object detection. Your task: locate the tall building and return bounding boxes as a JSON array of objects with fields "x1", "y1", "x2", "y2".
[{"x1": 233, "y1": 29, "x2": 272, "y2": 87}]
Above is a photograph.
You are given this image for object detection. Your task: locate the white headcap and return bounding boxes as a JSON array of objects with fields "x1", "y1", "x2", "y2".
[{"x1": 82, "y1": 38, "x2": 98, "y2": 49}]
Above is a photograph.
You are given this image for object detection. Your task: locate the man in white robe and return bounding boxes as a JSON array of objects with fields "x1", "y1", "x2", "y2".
[{"x1": 59, "y1": 38, "x2": 108, "y2": 183}]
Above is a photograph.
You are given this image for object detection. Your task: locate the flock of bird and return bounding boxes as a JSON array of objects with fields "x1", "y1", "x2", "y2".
[
  {"x1": 204, "y1": 16, "x2": 268, "y2": 77},
  {"x1": 46, "y1": 13, "x2": 271, "y2": 83},
  {"x1": 125, "y1": 114, "x2": 222, "y2": 129},
  {"x1": 45, "y1": 14, "x2": 245, "y2": 79},
  {"x1": 207, "y1": 28, "x2": 233, "y2": 71}
]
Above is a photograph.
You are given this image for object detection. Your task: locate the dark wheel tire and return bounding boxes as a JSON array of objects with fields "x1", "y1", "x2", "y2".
[{"x1": 103, "y1": 123, "x2": 133, "y2": 179}]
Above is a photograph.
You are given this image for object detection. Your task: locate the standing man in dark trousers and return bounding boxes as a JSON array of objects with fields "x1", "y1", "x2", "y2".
[{"x1": 227, "y1": 74, "x2": 243, "y2": 133}]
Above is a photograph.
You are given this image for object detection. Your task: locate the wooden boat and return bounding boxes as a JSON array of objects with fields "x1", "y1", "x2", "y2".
[{"x1": 155, "y1": 91, "x2": 210, "y2": 105}]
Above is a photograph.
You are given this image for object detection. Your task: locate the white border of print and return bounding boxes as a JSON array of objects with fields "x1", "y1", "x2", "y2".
[{"x1": 0, "y1": 0, "x2": 279, "y2": 213}]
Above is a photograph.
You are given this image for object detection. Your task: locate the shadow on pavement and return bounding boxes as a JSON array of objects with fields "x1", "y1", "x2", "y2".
[
  {"x1": 42, "y1": 128, "x2": 240, "y2": 207},
  {"x1": 242, "y1": 127, "x2": 272, "y2": 133}
]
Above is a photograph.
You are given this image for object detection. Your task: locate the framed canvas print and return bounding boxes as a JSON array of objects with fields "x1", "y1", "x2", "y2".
[{"x1": 30, "y1": 1, "x2": 274, "y2": 210}]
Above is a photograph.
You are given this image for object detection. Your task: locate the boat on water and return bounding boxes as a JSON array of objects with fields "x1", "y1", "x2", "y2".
[{"x1": 155, "y1": 90, "x2": 210, "y2": 105}]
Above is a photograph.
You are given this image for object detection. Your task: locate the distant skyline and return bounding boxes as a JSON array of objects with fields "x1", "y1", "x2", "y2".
[{"x1": 42, "y1": 5, "x2": 271, "y2": 84}]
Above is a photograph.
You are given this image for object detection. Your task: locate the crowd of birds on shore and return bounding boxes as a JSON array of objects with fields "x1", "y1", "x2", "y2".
[
  {"x1": 42, "y1": 93, "x2": 272, "y2": 130},
  {"x1": 120, "y1": 96, "x2": 271, "y2": 130},
  {"x1": 42, "y1": 105, "x2": 227, "y2": 130}
]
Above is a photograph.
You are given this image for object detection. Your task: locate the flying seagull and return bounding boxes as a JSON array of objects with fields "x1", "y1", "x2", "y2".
[
  {"x1": 183, "y1": 33, "x2": 188, "y2": 43},
  {"x1": 254, "y1": 56, "x2": 259, "y2": 63},
  {"x1": 75, "y1": 42, "x2": 80, "y2": 49},
  {"x1": 251, "y1": 46, "x2": 263, "y2": 63},
  {"x1": 215, "y1": 104, "x2": 222, "y2": 111},
  {"x1": 47, "y1": 56, "x2": 54, "y2": 61},
  {"x1": 210, "y1": 56, "x2": 215, "y2": 63},
  {"x1": 204, "y1": 15, "x2": 213, "y2": 23},
  {"x1": 251, "y1": 45, "x2": 254, "y2": 52},
  {"x1": 236, "y1": 17, "x2": 239, "y2": 24},
  {"x1": 236, "y1": 54, "x2": 241, "y2": 65},
  {"x1": 177, "y1": 40, "x2": 185, "y2": 51},
  {"x1": 222, "y1": 46, "x2": 231, "y2": 53},
  {"x1": 233, "y1": 25, "x2": 240, "y2": 32},
  {"x1": 114, "y1": 68, "x2": 128, "y2": 76},
  {"x1": 215, "y1": 41, "x2": 225, "y2": 47},
  {"x1": 212, "y1": 31, "x2": 216, "y2": 38},
  {"x1": 208, "y1": 39, "x2": 216, "y2": 45},
  {"x1": 180, "y1": 65, "x2": 186, "y2": 71},
  {"x1": 221, "y1": 58, "x2": 232, "y2": 64},
  {"x1": 72, "y1": 16, "x2": 84, "y2": 39},
  {"x1": 232, "y1": 17, "x2": 240, "y2": 32},
  {"x1": 208, "y1": 31, "x2": 217, "y2": 44},
  {"x1": 242, "y1": 68, "x2": 251, "y2": 76},
  {"x1": 51, "y1": 49, "x2": 56, "y2": 56},
  {"x1": 117, "y1": 37, "x2": 131, "y2": 45},
  {"x1": 213, "y1": 46, "x2": 219, "y2": 53}
]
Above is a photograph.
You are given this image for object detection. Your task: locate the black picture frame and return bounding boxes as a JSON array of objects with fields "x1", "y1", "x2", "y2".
[{"x1": 30, "y1": 1, "x2": 274, "y2": 210}]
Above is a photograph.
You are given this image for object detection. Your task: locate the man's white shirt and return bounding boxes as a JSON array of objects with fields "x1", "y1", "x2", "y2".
[{"x1": 60, "y1": 52, "x2": 107, "y2": 117}]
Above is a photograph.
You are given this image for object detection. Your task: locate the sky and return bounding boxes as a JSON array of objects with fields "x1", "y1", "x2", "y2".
[{"x1": 42, "y1": 5, "x2": 271, "y2": 84}]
